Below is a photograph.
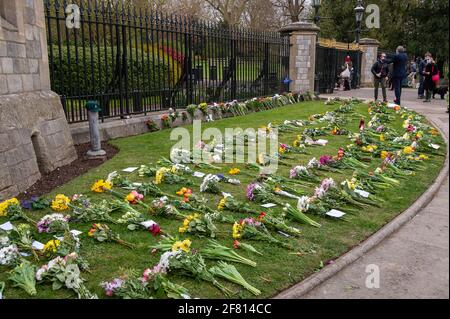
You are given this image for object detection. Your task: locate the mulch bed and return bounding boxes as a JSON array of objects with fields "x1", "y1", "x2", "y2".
[{"x1": 17, "y1": 142, "x2": 119, "y2": 200}]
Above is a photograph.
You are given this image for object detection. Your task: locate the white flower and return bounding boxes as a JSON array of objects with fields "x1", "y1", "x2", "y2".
[
  {"x1": 0, "y1": 245, "x2": 19, "y2": 266},
  {"x1": 0, "y1": 236, "x2": 9, "y2": 248},
  {"x1": 297, "y1": 196, "x2": 310, "y2": 212},
  {"x1": 36, "y1": 266, "x2": 48, "y2": 281},
  {"x1": 307, "y1": 158, "x2": 320, "y2": 169}
]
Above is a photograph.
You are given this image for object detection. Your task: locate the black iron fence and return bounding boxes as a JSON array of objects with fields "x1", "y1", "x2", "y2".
[
  {"x1": 315, "y1": 44, "x2": 362, "y2": 94},
  {"x1": 44, "y1": 0, "x2": 289, "y2": 123}
]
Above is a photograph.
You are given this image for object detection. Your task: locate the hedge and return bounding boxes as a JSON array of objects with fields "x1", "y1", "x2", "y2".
[{"x1": 49, "y1": 45, "x2": 180, "y2": 97}]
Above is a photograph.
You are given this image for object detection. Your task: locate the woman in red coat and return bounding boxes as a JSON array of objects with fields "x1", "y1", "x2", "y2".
[{"x1": 423, "y1": 55, "x2": 439, "y2": 103}]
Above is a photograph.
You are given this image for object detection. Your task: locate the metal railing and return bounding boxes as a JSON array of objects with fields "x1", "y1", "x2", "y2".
[{"x1": 44, "y1": 0, "x2": 290, "y2": 123}]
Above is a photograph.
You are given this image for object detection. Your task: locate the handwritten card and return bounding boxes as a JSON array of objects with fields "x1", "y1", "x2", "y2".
[
  {"x1": 0, "y1": 222, "x2": 13, "y2": 231},
  {"x1": 354, "y1": 189, "x2": 370, "y2": 198},
  {"x1": 193, "y1": 172, "x2": 206, "y2": 178},
  {"x1": 32, "y1": 241, "x2": 45, "y2": 251},
  {"x1": 326, "y1": 209, "x2": 346, "y2": 218},
  {"x1": 141, "y1": 221, "x2": 157, "y2": 228}
]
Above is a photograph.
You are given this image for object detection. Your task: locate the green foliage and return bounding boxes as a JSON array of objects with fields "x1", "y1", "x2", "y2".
[{"x1": 49, "y1": 45, "x2": 174, "y2": 96}]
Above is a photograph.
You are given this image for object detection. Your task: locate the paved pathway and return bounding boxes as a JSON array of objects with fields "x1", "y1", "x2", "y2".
[{"x1": 302, "y1": 88, "x2": 449, "y2": 299}]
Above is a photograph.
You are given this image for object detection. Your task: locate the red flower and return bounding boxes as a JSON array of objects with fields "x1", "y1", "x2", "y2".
[
  {"x1": 148, "y1": 224, "x2": 161, "y2": 236},
  {"x1": 359, "y1": 119, "x2": 365, "y2": 131},
  {"x1": 233, "y1": 240, "x2": 240, "y2": 249},
  {"x1": 258, "y1": 212, "x2": 266, "y2": 221}
]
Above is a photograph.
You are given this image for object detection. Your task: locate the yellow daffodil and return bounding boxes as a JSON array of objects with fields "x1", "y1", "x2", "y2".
[
  {"x1": 91, "y1": 180, "x2": 112, "y2": 193},
  {"x1": 381, "y1": 151, "x2": 389, "y2": 160},
  {"x1": 229, "y1": 168, "x2": 240, "y2": 175},
  {"x1": 403, "y1": 146, "x2": 414, "y2": 155},
  {"x1": 232, "y1": 222, "x2": 243, "y2": 239},
  {"x1": 0, "y1": 198, "x2": 19, "y2": 217},
  {"x1": 155, "y1": 168, "x2": 169, "y2": 185},
  {"x1": 380, "y1": 134, "x2": 385, "y2": 142},
  {"x1": 51, "y1": 194, "x2": 71, "y2": 212},
  {"x1": 419, "y1": 154, "x2": 429, "y2": 161},
  {"x1": 172, "y1": 239, "x2": 191, "y2": 252},
  {"x1": 217, "y1": 198, "x2": 226, "y2": 210},
  {"x1": 43, "y1": 239, "x2": 61, "y2": 254}
]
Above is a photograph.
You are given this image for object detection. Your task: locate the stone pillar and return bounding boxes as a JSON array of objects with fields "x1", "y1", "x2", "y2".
[
  {"x1": 280, "y1": 22, "x2": 320, "y2": 93},
  {"x1": 359, "y1": 38, "x2": 380, "y2": 87},
  {"x1": 0, "y1": 0, "x2": 77, "y2": 200}
]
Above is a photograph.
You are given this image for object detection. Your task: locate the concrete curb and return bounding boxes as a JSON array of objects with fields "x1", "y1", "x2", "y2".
[{"x1": 274, "y1": 101, "x2": 449, "y2": 299}]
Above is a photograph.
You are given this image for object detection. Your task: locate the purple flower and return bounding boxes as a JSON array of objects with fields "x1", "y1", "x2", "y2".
[
  {"x1": 246, "y1": 183, "x2": 256, "y2": 201},
  {"x1": 289, "y1": 169, "x2": 297, "y2": 179},
  {"x1": 376, "y1": 125, "x2": 384, "y2": 133},
  {"x1": 216, "y1": 174, "x2": 226, "y2": 181},
  {"x1": 319, "y1": 155, "x2": 334, "y2": 166}
]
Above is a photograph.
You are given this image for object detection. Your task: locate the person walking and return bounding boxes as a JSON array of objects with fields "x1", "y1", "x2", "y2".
[
  {"x1": 423, "y1": 54, "x2": 439, "y2": 103},
  {"x1": 418, "y1": 55, "x2": 428, "y2": 99},
  {"x1": 371, "y1": 52, "x2": 389, "y2": 102},
  {"x1": 386, "y1": 46, "x2": 408, "y2": 105}
]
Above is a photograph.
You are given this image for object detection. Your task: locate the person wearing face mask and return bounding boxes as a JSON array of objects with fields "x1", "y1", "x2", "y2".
[
  {"x1": 423, "y1": 53, "x2": 439, "y2": 103},
  {"x1": 371, "y1": 52, "x2": 389, "y2": 102}
]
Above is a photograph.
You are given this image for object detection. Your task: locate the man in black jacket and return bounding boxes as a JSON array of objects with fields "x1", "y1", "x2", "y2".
[
  {"x1": 386, "y1": 46, "x2": 408, "y2": 105},
  {"x1": 371, "y1": 52, "x2": 389, "y2": 102}
]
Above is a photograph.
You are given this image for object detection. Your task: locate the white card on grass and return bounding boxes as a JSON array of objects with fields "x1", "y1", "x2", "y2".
[
  {"x1": 430, "y1": 144, "x2": 440, "y2": 150},
  {"x1": 123, "y1": 167, "x2": 139, "y2": 173},
  {"x1": 193, "y1": 171, "x2": 206, "y2": 178},
  {"x1": 55, "y1": 236, "x2": 65, "y2": 242},
  {"x1": 132, "y1": 183, "x2": 142, "y2": 187},
  {"x1": 32, "y1": 241, "x2": 45, "y2": 251},
  {"x1": 261, "y1": 203, "x2": 277, "y2": 208},
  {"x1": 141, "y1": 220, "x2": 156, "y2": 228},
  {"x1": 222, "y1": 192, "x2": 233, "y2": 198},
  {"x1": 316, "y1": 139, "x2": 328, "y2": 146},
  {"x1": 326, "y1": 209, "x2": 346, "y2": 218},
  {"x1": 20, "y1": 252, "x2": 31, "y2": 257},
  {"x1": 0, "y1": 222, "x2": 13, "y2": 231},
  {"x1": 70, "y1": 230, "x2": 83, "y2": 237},
  {"x1": 354, "y1": 189, "x2": 370, "y2": 198}
]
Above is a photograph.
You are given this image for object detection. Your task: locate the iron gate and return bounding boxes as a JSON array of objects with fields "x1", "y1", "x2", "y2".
[
  {"x1": 315, "y1": 44, "x2": 362, "y2": 94},
  {"x1": 45, "y1": 0, "x2": 289, "y2": 123}
]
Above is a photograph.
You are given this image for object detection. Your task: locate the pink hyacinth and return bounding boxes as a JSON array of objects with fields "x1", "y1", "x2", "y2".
[
  {"x1": 319, "y1": 155, "x2": 334, "y2": 166},
  {"x1": 289, "y1": 168, "x2": 297, "y2": 179},
  {"x1": 246, "y1": 183, "x2": 256, "y2": 201}
]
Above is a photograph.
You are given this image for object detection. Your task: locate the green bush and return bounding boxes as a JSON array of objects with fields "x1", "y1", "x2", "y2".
[{"x1": 49, "y1": 45, "x2": 176, "y2": 96}]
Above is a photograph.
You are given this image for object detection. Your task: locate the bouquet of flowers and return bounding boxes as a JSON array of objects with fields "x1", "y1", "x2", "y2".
[
  {"x1": 88, "y1": 224, "x2": 134, "y2": 249},
  {"x1": 151, "y1": 236, "x2": 192, "y2": 253},
  {"x1": 233, "y1": 240, "x2": 263, "y2": 256},
  {"x1": 9, "y1": 224, "x2": 40, "y2": 260},
  {"x1": 2, "y1": 201, "x2": 37, "y2": 225},
  {"x1": 289, "y1": 166, "x2": 321, "y2": 184},
  {"x1": 246, "y1": 182, "x2": 284, "y2": 205},
  {"x1": 117, "y1": 211, "x2": 161, "y2": 236},
  {"x1": 21, "y1": 196, "x2": 50, "y2": 211},
  {"x1": 36, "y1": 213, "x2": 71, "y2": 234},
  {"x1": 209, "y1": 262, "x2": 261, "y2": 296},
  {"x1": 232, "y1": 218, "x2": 291, "y2": 249},
  {"x1": 0, "y1": 198, "x2": 20, "y2": 217},
  {"x1": 70, "y1": 197, "x2": 117, "y2": 224},
  {"x1": 256, "y1": 212, "x2": 302, "y2": 236},
  {"x1": 314, "y1": 178, "x2": 370, "y2": 210},
  {"x1": 282, "y1": 202, "x2": 321, "y2": 228},
  {"x1": 178, "y1": 213, "x2": 219, "y2": 238},
  {"x1": 200, "y1": 174, "x2": 221, "y2": 194},
  {"x1": 0, "y1": 244, "x2": 20, "y2": 266},
  {"x1": 217, "y1": 195, "x2": 258, "y2": 215},
  {"x1": 101, "y1": 270, "x2": 153, "y2": 299},
  {"x1": 202, "y1": 240, "x2": 257, "y2": 267},
  {"x1": 154, "y1": 167, "x2": 193, "y2": 185},
  {"x1": 8, "y1": 260, "x2": 37, "y2": 296},
  {"x1": 149, "y1": 197, "x2": 187, "y2": 219},
  {"x1": 36, "y1": 253, "x2": 97, "y2": 299},
  {"x1": 161, "y1": 250, "x2": 233, "y2": 297}
]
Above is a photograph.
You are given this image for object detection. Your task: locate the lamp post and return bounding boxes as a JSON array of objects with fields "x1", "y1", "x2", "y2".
[
  {"x1": 354, "y1": 0, "x2": 365, "y2": 88},
  {"x1": 312, "y1": 0, "x2": 322, "y2": 25}
]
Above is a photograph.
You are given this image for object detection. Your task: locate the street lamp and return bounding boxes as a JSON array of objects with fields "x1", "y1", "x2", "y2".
[
  {"x1": 312, "y1": 0, "x2": 322, "y2": 25},
  {"x1": 354, "y1": 0, "x2": 365, "y2": 88}
]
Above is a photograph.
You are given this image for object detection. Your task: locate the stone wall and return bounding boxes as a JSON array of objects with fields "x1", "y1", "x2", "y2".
[
  {"x1": 281, "y1": 22, "x2": 320, "y2": 93},
  {"x1": 359, "y1": 38, "x2": 380, "y2": 87},
  {"x1": 0, "y1": 0, "x2": 77, "y2": 201}
]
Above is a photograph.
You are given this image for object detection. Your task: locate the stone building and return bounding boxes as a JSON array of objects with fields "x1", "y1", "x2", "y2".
[{"x1": 0, "y1": 0, "x2": 76, "y2": 200}]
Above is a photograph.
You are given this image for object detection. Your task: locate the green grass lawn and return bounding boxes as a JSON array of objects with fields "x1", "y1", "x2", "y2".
[{"x1": 0, "y1": 100, "x2": 446, "y2": 299}]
